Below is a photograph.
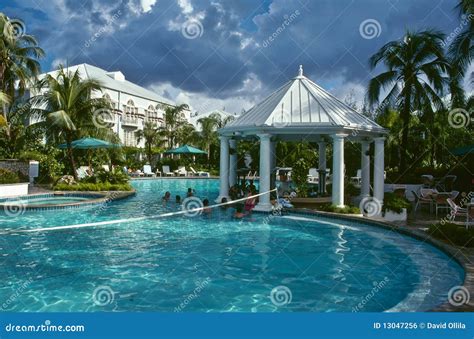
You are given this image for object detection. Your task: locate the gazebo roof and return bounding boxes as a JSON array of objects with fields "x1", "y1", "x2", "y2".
[{"x1": 220, "y1": 66, "x2": 386, "y2": 137}]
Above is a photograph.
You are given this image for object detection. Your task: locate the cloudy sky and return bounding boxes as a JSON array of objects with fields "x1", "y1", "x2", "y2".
[{"x1": 2, "y1": 0, "x2": 470, "y2": 114}]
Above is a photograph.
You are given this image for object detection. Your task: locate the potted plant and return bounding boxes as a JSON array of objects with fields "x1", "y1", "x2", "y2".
[{"x1": 382, "y1": 192, "x2": 412, "y2": 222}]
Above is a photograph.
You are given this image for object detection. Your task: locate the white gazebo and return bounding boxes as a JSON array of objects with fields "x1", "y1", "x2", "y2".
[{"x1": 217, "y1": 65, "x2": 388, "y2": 211}]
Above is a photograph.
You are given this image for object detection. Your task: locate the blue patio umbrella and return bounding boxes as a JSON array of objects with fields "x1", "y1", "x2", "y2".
[
  {"x1": 58, "y1": 137, "x2": 121, "y2": 168},
  {"x1": 57, "y1": 137, "x2": 119, "y2": 149},
  {"x1": 164, "y1": 144, "x2": 207, "y2": 155},
  {"x1": 450, "y1": 144, "x2": 474, "y2": 156}
]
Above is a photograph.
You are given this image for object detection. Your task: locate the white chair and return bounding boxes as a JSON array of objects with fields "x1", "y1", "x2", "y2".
[
  {"x1": 143, "y1": 165, "x2": 156, "y2": 177},
  {"x1": 76, "y1": 166, "x2": 89, "y2": 179},
  {"x1": 189, "y1": 166, "x2": 210, "y2": 177},
  {"x1": 174, "y1": 166, "x2": 187, "y2": 177},
  {"x1": 102, "y1": 165, "x2": 110, "y2": 172},
  {"x1": 447, "y1": 198, "x2": 471, "y2": 228},
  {"x1": 307, "y1": 168, "x2": 319, "y2": 183},
  {"x1": 162, "y1": 165, "x2": 174, "y2": 177},
  {"x1": 350, "y1": 169, "x2": 362, "y2": 186}
]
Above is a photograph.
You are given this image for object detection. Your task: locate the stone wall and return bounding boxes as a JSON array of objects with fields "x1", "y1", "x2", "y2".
[{"x1": 0, "y1": 160, "x2": 29, "y2": 177}]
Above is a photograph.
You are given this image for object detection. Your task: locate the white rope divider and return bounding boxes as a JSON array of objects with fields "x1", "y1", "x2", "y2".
[{"x1": 2, "y1": 188, "x2": 278, "y2": 234}]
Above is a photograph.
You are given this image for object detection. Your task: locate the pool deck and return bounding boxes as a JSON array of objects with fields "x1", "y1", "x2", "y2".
[{"x1": 285, "y1": 207, "x2": 474, "y2": 312}]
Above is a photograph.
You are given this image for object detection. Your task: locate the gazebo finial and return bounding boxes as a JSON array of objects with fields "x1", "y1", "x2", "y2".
[{"x1": 298, "y1": 64, "x2": 303, "y2": 77}]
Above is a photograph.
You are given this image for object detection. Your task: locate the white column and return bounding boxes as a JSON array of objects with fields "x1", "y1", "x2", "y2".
[
  {"x1": 331, "y1": 134, "x2": 346, "y2": 207},
  {"x1": 318, "y1": 142, "x2": 326, "y2": 170},
  {"x1": 229, "y1": 139, "x2": 237, "y2": 187},
  {"x1": 360, "y1": 140, "x2": 371, "y2": 198},
  {"x1": 254, "y1": 133, "x2": 272, "y2": 211},
  {"x1": 216, "y1": 135, "x2": 230, "y2": 203},
  {"x1": 373, "y1": 137, "x2": 385, "y2": 204},
  {"x1": 270, "y1": 141, "x2": 276, "y2": 171}
]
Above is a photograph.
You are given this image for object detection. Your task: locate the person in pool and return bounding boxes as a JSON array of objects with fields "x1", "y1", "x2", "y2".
[
  {"x1": 248, "y1": 180, "x2": 257, "y2": 194},
  {"x1": 175, "y1": 195, "x2": 182, "y2": 204},
  {"x1": 244, "y1": 190, "x2": 256, "y2": 213},
  {"x1": 162, "y1": 191, "x2": 171, "y2": 204},
  {"x1": 202, "y1": 199, "x2": 212, "y2": 214},
  {"x1": 187, "y1": 188, "x2": 194, "y2": 197},
  {"x1": 233, "y1": 204, "x2": 245, "y2": 219},
  {"x1": 220, "y1": 197, "x2": 229, "y2": 209}
]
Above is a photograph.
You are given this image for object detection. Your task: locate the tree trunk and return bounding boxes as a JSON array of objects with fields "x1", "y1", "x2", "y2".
[
  {"x1": 66, "y1": 136, "x2": 78, "y2": 180},
  {"x1": 400, "y1": 90, "x2": 412, "y2": 172}
]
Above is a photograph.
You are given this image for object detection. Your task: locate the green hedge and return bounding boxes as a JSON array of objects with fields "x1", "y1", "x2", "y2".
[
  {"x1": 54, "y1": 182, "x2": 133, "y2": 192},
  {"x1": 319, "y1": 204, "x2": 361, "y2": 214},
  {"x1": 0, "y1": 168, "x2": 21, "y2": 184},
  {"x1": 427, "y1": 222, "x2": 474, "y2": 247}
]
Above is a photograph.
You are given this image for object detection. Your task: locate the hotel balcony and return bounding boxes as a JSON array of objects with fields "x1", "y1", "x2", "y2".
[{"x1": 122, "y1": 118, "x2": 140, "y2": 127}]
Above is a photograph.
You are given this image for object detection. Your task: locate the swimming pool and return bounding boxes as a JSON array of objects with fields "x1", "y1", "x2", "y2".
[{"x1": 0, "y1": 179, "x2": 464, "y2": 312}]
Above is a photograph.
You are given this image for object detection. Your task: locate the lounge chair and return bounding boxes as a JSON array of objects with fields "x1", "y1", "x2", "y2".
[
  {"x1": 162, "y1": 165, "x2": 175, "y2": 177},
  {"x1": 76, "y1": 166, "x2": 90, "y2": 179},
  {"x1": 102, "y1": 165, "x2": 110, "y2": 172},
  {"x1": 350, "y1": 169, "x2": 362, "y2": 186},
  {"x1": 307, "y1": 168, "x2": 319, "y2": 183},
  {"x1": 434, "y1": 192, "x2": 452, "y2": 217},
  {"x1": 143, "y1": 165, "x2": 156, "y2": 177},
  {"x1": 412, "y1": 190, "x2": 433, "y2": 213},
  {"x1": 189, "y1": 166, "x2": 210, "y2": 177},
  {"x1": 174, "y1": 166, "x2": 187, "y2": 177},
  {"x1": 447, "y1": 198, "x2": 471, "y2": 228}
]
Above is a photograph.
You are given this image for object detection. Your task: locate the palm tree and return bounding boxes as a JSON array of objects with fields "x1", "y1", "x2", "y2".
[
  {"x1": 34, "y1": 66, "x2": 110, "y2": 179},
  {"x1": 448, "y1": 0, "x2": 473, "y2": 106},
  {"x1": 163, "y1": 104, "x2": 189, "y2": 148},
  {"x1": 368, "y1": 30, "x2": 449, "y2": 172},
  {"x1": 0, "y1": 13, "x2": 44, "y2": 112},
  {"x1": 135, "y1": 121, "x2": 165, "y2": 165},
  {"x1": 197, "y1": 115, "x2": 219, "y2": 164}
]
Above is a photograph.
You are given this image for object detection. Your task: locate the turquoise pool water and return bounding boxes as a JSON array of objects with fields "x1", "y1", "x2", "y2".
[
  {"x1": 1, "y1": 196, "x2": 91, "y2": 206},
  {"x1": 0, "y1": 179, "x2": 464, "y2": 312}
]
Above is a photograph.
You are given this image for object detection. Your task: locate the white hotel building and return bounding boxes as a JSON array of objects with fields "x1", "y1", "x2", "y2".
[{"x1": 33, "y1": 63, "x2": 190, "y2": 147}]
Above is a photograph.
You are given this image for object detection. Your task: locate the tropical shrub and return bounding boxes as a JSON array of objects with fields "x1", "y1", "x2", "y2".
[
  {"x1": 81, "y1": 168, "x2": 129, "y2": 185},
  {"x1": 427, "y1": 223, "x2": 474, "y2": 247},
  {"x1": 0, "y1": 168, "x2": 21, "y2": 184},
  {"x1": 382, "y1": 192, "x2": 412, "y2": 214},
  {"x1": 19, "y1": 148, "x2": 64, "y2": 183},
  {"x1": 292, "y1": 158, "x2": 311, "y2": 197}
]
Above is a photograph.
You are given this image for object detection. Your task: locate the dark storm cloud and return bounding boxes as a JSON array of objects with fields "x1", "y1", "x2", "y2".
[{"x1": 3, "y1": 0, "x2": 462, "y2": 100}]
